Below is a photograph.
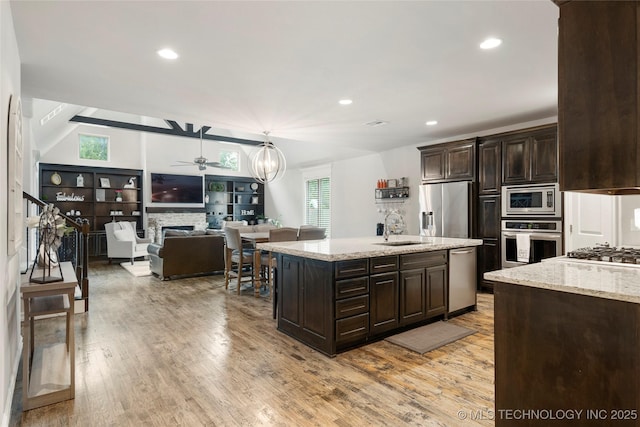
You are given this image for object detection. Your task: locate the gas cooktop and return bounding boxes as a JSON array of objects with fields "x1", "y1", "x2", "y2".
[{"x1": 567, "y1": 244, "x2": 640, "y2": 265}]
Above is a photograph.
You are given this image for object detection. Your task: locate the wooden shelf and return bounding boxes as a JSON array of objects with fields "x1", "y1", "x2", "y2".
[{"x1": 39, "y1": 164, "x2": 144, "y2": 256}]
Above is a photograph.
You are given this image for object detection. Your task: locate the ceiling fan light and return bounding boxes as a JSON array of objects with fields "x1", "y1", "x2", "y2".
[{"x1": 249, "y1": 133, "x2": 286, "y2": 183}]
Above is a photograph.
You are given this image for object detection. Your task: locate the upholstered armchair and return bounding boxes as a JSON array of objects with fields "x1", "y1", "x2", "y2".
[{"x1": 104, "y1": 221, "x2": 151, "y2": 264}]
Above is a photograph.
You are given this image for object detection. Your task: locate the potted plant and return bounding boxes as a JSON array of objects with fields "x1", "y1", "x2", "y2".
[{"x1": 256, "y1": 214, "x2": 267, "y2": 224}]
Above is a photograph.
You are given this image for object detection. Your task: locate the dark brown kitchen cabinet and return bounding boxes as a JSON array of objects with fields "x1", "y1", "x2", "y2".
[
  {"x1": 425, "y1": 264, "x2": 447, "y2": 318},
  {"x1": 478, "y1": 239, "x2": 500, "y2": 292},
  {"x1": 478, "y1": 138, "x2": 501, "y2": 194},
  {"x1": 420, "y1": 149, "x2": 445, "y2": 182},
  {"x1": 399, "y1": 269, "x2": 426, "y2": 326},
  {"x1": 502, "y1": 126, "x2": 557, "y2": 185},
  {"x1": 369, "y1": 272, "x2": 399, "y2": 336},
  {"x1": 477, "y1": 196, "x2": 500, "y2": 239},
  {"x1": 276, "y1": 251, "x2": 450, "y2": 356},
  {"x1": 278, "y1": 255, "x2": 335, "y2": 355},
  {"x1": 476, "y1": 193, "x2": 501, "y2": 291},
  {"x1": 398, "y1": 251, "x2": 447, "y2": 325},
  {"x1": 556, "y1": 0, "x2": 640, "y2": 193},
  {"x1": 419, "y1": 139, "x2": 476, "y2": 183}
]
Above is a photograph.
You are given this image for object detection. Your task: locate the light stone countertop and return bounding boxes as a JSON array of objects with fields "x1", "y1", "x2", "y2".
[
  {"x1": 256, "y1": 235, "x2": 482, "y2": 262},
  {"x1": 485, "y1": 257, "x2": 640, "y2": 304}
]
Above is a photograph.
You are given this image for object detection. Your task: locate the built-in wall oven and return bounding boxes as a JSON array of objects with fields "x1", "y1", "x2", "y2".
[
  {"x1": 502, "y1": 183, "x2": 561, "y2": 217},
  {"x1": 501, "y1": 219, "x2": 563, "y2": 269}
]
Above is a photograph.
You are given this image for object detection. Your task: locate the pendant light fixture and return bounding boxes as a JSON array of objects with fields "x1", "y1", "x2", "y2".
[{"x1": 249, "y1": 131, "x2": 286, "y2": 183}]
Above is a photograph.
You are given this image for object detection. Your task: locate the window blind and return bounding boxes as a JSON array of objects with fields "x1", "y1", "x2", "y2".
[{"x1": 305, "y1": 177, "x2": 331, "y2": 236}]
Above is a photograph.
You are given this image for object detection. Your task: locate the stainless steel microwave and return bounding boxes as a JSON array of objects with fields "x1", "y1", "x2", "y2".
[{"x1": 501, "y1": 183, "x2": 561, "y2": 217}]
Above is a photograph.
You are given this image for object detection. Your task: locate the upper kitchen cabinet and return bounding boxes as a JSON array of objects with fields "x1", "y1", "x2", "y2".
[
  {"x1": 502, "y1": 125, "x2": 558, "y2": 185},
  {"x1": 478, "y1": 138, "x2": 501, "y2": 194},
  {"x1": 556, "y1": 0, "x2": 640, "y2": 193},
  {"x1": 418, "y1": 138, "x2": 476, "y2": 183}
]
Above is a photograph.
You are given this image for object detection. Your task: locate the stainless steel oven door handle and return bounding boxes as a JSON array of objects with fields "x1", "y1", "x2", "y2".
[{"x1": 502, "y1": 232, "x2": 562, "y2": 240}]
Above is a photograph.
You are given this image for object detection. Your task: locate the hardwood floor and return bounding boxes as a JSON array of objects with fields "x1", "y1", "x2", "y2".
[{"x1": 10, "y1": 261, "x2": 495, "y2": 426}]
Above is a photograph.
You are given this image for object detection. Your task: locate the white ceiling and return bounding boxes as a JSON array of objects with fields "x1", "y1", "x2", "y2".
[{"x1": 10, "y1": 0, "x2": 559, "y2": 167}]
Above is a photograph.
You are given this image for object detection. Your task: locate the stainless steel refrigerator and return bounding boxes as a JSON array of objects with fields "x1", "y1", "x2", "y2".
[
  {"x1": 418, "y1": 181, "x2": 476, "y2": 314},
  {"x1": 418, "y1": 181, "x2": 472, "y2": 238}
]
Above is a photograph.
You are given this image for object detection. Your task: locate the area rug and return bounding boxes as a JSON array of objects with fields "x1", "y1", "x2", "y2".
[
  {"x1": 120, "y1": 260, "x2": 152, "y2": 277},
  {"x1": 385, "y1": 321, "x2": 476, "y2": 354}
]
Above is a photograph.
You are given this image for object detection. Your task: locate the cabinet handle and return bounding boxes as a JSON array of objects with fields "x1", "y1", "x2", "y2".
[{"x1": 451, "y1": 249, "x2": 474, "y2": 255}]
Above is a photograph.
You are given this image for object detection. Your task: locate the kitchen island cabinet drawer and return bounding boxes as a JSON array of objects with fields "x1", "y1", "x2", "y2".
[
  {"x1": 336, "y1": 295, "x2": 369, "y2": 319},
  {"x1": 400, "y1": 251, "x2": 447, "y2": 270},
  {"x1": 336, "y1": 313, "x2": 369, "y2": 345},
  {"x1": 335, "y1": 277, "x2": 369, "y2": 299},
  {"x1": 335, "y1": 259, "x2": 369, "y2": 279},
  {"x1": 370, "y1": 255, "x2": 399, "y2": 274}
]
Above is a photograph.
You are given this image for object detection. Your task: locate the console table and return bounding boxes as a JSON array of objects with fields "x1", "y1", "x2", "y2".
[{"x1": 21, "y1": 262, "x2": 76, "y2": 410}]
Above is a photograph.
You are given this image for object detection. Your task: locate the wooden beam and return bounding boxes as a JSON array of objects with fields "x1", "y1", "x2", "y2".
[{"x1": 69, "y1": 115, "x2": 263, "y2": 146}]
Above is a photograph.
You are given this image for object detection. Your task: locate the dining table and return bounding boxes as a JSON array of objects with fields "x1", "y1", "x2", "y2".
[{"x1": 239, "y1": 231, "x2": 270, "y2": 297}]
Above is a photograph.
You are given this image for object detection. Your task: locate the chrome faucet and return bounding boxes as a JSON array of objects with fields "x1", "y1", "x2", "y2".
[{"x1": 383, "y1": 210, "x2": 404, "y2": 242}]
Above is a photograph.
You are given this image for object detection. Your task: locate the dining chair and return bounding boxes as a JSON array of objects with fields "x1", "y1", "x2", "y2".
[
  {"x1": 265, "y1": 227, "x2": 299, "y2": 318},
  {"x1": 297, "y1": 226, "x2": 326, "y2": 240},
  {"x1": 224, "y1": 227, "x2": 255, "y2": 295}
]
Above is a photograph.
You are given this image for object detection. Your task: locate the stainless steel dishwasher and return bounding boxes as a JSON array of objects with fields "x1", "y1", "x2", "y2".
[{"x1": 448, "y1": 247, "x2": 477, "y2": 314}]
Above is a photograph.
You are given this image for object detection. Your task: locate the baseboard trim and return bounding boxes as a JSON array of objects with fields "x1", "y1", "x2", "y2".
[{"x1": 1, "y1": 338, "x2": 22, "y2": 427}]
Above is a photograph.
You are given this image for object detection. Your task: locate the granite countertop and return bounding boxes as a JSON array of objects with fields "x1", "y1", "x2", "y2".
[
  {"x1": 484, "y1": 257, "x2": 640, "y2": 304},
  {"x1": 257, "y1": 235, "x2": 482, "y2": 262}
]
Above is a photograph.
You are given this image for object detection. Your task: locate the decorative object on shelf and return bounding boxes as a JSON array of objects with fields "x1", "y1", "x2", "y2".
[
  {"x1": 95, "y1": 188, "x2": 105, "y2": 202},
  {"x1": 248, "y1": 131, "x2": 286, "y2": 183},
  {"x1": 76, "y1": 174, "x2": 84, "y2": 187},
  {"x1": 205, "y1": 194, "x2": 210, "y2": 203},
  {"x1": 251, "y1": 196, "x2": 259, "y2": 204},
  {"x1": 115, "y1": 190, "x2": 123, "y2": 202},
  {"x1": 208, "y1": 182, "x2": 225, "y2": 192},
  {"x1": 28, "y1": 204, "x2": 65, "y2": 283},
  {"x1": 51, "y1": 172, "x2": 62, "y2": 185},
  {"x1": 250, "y1": 182, "x2": 259, "y2": 193},
  {"x1": 100, "y1": 177, "x2": 111, "y2": 188},
  {"x1": 123, "y1": 177, "x2": 136, "y2": 188},
  {"x1": 388, "y1": 179, "x2": 398, "y2": 188},
  {"x1": 56, "y1": 191, "x2": 85, "y2": 202}
]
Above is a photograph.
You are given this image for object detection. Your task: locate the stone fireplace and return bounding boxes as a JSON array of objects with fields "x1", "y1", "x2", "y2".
[{"x1": 147, "y1": 212, "x2": 207, "y2": 243}]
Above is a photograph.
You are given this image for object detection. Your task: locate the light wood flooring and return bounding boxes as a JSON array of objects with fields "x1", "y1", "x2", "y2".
[{"x1": 10, "y1": 261, "x2": 495, "y2": 426}]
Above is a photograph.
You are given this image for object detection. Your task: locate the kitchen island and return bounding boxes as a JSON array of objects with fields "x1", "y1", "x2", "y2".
[
  {"x1": 258, "y1": 235, "x2": 481, "y2": 356},
  {"x1": 485, "y1": 258, "x2": 640, "y2": 426}
]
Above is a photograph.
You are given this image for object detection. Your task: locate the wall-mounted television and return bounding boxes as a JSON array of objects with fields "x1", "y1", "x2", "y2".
[{"x1": 150, "y1": 173, "x2": 204, "y2": 207}]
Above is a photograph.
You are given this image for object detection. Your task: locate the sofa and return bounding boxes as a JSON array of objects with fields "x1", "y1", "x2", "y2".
[{"x1": 147, "y1": 229, "x2": 225, "y2": 280}]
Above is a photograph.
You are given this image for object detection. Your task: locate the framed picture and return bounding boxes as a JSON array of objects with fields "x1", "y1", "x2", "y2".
[
  {"x1": 100, "y1": 177, "x2": 111, "y2": 188},
  {"x1": 388, "y1": 179, "x2": 398, "y2": 188}
]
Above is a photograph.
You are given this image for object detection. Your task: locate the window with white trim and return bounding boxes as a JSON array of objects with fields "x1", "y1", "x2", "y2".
[
  {"x1": 219, "y1": 150, "x2": 239, "y2": 171},
  {"x1": 305, "y1": 177, "x2": 331, "y2": 236},
  {"x1": 79, "y1": 133, "x2": 109, "y2": 161}
]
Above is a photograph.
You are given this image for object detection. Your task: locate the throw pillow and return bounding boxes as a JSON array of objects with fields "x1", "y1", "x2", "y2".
[{"x1": 113, "y1": 229, "x2": 130, "y2": 241}]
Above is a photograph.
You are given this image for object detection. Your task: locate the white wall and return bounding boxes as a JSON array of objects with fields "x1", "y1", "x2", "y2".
[{"x1": 1, "y1": 2, "x2": 22, "y2": 425}]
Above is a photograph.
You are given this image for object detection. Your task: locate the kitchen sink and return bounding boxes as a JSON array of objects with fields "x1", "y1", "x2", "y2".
[{"x1": 374, "y1": 241, "x2": 424, "y2": 246}]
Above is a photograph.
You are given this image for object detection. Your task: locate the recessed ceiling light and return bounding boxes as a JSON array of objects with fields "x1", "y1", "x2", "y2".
[
  {"x1": 426, "y1": 120, "x2": 438, "y2": 126},
  {"x1": 480, "y1": 38, "x2": 502, "y2": 50},
  {"x1": 339, "y1": 99, "x2": 353, "y2": 105},
  {"x1": 157, "y1": 48, "x2": 179, "y2": 60}
]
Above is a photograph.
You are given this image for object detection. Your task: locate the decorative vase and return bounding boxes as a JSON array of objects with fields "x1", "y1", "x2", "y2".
[
  {"x1": 115, "y1": 191, "x2": 123, "y2": 202},
  {"x1": 76, "y1": 174, "x2": 84, "y2": 187}
]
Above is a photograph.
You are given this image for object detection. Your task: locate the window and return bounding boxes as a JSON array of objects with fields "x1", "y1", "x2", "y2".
[
  {"x1": 79, "y1": 133, "x2": 109, "y2": 161},
  {"x1": 220, "y1": 150, "x2": 239, "y2": 171},
  {"x1": 305, "y1": 177, "x2": 331, "y2": 236}
]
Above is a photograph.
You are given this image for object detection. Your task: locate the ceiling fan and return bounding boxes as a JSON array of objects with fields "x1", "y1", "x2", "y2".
[{"x1": 173, "y1": 127, "x2": 231, "y2": 171}]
